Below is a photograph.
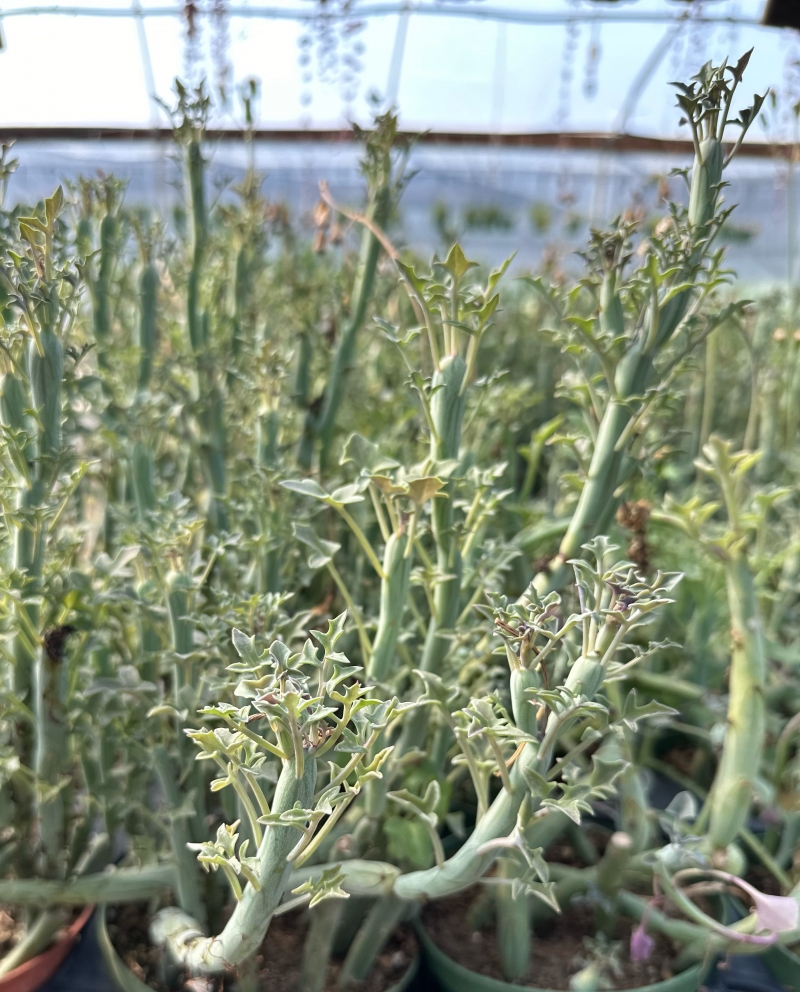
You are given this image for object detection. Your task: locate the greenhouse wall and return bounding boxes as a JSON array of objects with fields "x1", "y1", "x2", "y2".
[{"x1": 8, "y1": 137, "x2": 795, "y2": 284}]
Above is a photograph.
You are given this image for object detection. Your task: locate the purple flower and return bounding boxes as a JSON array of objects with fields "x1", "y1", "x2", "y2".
[
  {"x1": 702, "y1": 870, "x2": 799, "y2": 935},
  {"x1": 630, "y1": 923, "x2": 655, "y2": 962}
]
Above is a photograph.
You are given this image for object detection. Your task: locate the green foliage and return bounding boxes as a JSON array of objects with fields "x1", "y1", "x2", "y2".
[{"x1": 5, "y1": 52, "x2": 800, "y2": 992}]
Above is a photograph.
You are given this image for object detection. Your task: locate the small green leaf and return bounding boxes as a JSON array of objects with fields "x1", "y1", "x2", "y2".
[
  {"x1": 442, "y1": 243, "x2": 478, "y2": 280},
  {"x1": 232, "y1": 628, "x2": 260, "y2": 665},
  {"x1": 280, "y1": 478, "x2": 329, "y2": 501},
  {"x1": 340, "y1": 433, "x2": 399, "y2": 473}
]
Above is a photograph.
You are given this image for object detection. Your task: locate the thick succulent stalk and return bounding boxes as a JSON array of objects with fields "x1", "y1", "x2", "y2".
[
  {"x1": 497, "y1": 858, "x2": 530, "y2": 981},
  {"x1": 510, "y1": 667, "x2": 540, "y2": 736},
  {"x1": 396, "y1": 650, "x2": 608, "y2": 901},
  {"x1": 603, "y1": 693, "x2": 652, "y2": 852},
  {"x1": 395, "y1": 741, "x2": 536, "y2": 900},
  {"x1": 595, "y1": 831, "x2": 633, "y2": 935},
  {"x1": 757, "y1": 368, "x2": 780, "y2": 482},
  {"x1": 536, "y1": 133, "x2": 724, "y2": 594},
  {"x1": 151, "y1": 759, "x2": 316, "y2": 972},
  {"x1": 93, "y1": 210, "x2": 117, "y2": 351},
  {"x1": 398, "y1": 356, "x2": 466, "y2": 751},
  {"x1": 186, "y1": 139, "x2": 207, "y2": 356},
  {"x1": 300, "y1": 188, "x2": 391, "y2": 470},
  {"x1": 0, "y1": 864, "x2": 177, "y2": 906},
  {"x1": 298, "y1": 898, "x2": 344, "y2": 992},
  {"x1": 315, "y1": 187, "x2": 391, "y2": 471},
  {"x1": 707, "y1": 554, "x2": 767, "y2": 850},
  {"x1": 163, "y1": 567, "x2": 207, "y2": 840},
  {"x1": 257, "y1": 408, "x2": 280, "y2": 471},
  {"x1": 137, "y1": 261, "x2": 158, "y2": 392},
  {"x1": 786, "y1": 347, "x2": 800, "y2": 450},
  {"x1": 89, "y1": 206, "x2": 119, "y2": 550},
  {"x1": 27, "y1": 328, "x2": 65, "y2": 875},
  {"x1": 131, "y1": 441, "x2": 156, "y2": 520},
  {"x1": 699, "y1": 329, "x2": 718, "y2": 449},
  {"x1": 0, "y1": 372, "x2": 40, "y2": 766},
  {"x1": 29, "y1": 328, "x2": 63, "y2": 471},
  {"x1": 368, "y1": 531, "x2": 412, "y2": 682},
  {"x1": 185, "y1": 136, "x2": 228, "y2": 532},
  {"x1": 338, "y1": 893, "x2": 406, "y2": 986},
  {"x1": 688, "y1": 137, "x2": 723, "y2": 230},
  {"x1": 231, "y1": 244, "x2": 249, "y2": 364},
  {"x1": 34, "y1": 638, "x2": 68, "y2": 876},
  {"x1": 153, "y1": 746, "x2": 206, "y2": 926},
  {"x1": 295, "y1": 328, "x2": 313, "y2": 409},
  {"x1": 202, "y1": 385, "x2": 228, "y2": 532},
  {"x1": 166, "y1": 568, "x2": 194, "y2": 662}
]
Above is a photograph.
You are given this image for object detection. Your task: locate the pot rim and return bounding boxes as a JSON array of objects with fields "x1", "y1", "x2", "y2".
[{"x1": 0, "y1": 904, "x2": 94, "y2": 992}]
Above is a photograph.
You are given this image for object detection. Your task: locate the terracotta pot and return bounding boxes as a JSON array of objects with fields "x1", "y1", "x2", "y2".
[
  {"x1": 415, "y1": 918, "x2": 704, "y2": 992},
  {"x1": 0, "y1": 905, "x2": 94, "y2": 992}
]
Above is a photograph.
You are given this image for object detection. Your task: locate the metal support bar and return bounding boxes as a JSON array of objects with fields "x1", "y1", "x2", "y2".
[
  {"x1": 131, "y1": 0, "x2": 160, "y2": 125},
  {"x1": 0, "y1": 4, "x2": 763, "y2": 25},
  {"x1": 385, "y1": 8, "x2": 409, "y2": 108}
]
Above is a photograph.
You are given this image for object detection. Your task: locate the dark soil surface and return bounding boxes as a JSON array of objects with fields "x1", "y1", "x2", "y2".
[
  {"x1": 544, "y1": 828, "x2": 609, "y2": 869},
  {"x1": 107, "y1": 902, "x2": 416, "y2": 992},
  {"x1": 423, "y1": 891, "x2": 685, "y2": 991},
  {"x1": 745, "y1": 864, "x2": 783, "y2": 898},
  {"x1": 0, "y1": 905, "x2": 23, "y2": 959}
]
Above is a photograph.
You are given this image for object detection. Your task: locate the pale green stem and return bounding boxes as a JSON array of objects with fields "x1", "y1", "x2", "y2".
[{"x1": 337, "y1": 506, "x2": 385, "y2": 578}]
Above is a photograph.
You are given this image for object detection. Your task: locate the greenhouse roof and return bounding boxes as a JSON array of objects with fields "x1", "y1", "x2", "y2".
[{"x1": 0, "y1": 0, "x2": 798, "y2": 137}]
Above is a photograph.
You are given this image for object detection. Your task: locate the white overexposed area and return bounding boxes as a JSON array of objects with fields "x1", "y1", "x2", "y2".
[{"x1": 1, "y1": 0, "x2": 799, "y2": 284}]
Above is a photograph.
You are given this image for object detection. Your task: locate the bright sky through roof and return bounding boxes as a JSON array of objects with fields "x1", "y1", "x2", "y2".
[{"x1": 0, "y1": 0, "x2": 797, "y2": 135}]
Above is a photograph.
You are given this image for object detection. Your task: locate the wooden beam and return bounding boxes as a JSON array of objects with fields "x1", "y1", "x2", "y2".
[{"x1": 0, "y1": 127, "x2": 792, "y2": 159}]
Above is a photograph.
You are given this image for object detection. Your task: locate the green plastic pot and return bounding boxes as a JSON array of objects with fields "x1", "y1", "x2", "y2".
[
  {"x1": 415, "y1": 919, "x2": 704, "y2": 992},
  {"x1": 98, "y1": 905, "x2": 419, "y2": 992},
  {"x1": 96, "y1": 907, "x2": 151, "y2": 992},
  {"x1": 763, "y1": 943, "x2": 800, "y2": 991}
]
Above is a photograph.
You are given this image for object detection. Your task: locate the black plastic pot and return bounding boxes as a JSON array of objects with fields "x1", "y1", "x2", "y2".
[
  {"x1": 38, "y1": 911, "x2": 116, "y2": 992},
  {"x1": 703, "y1": 955, "x2": 785, "y2": 992}
]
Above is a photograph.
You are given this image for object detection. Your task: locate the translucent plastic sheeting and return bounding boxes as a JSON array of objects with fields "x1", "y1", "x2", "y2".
[
  {"x1": 0, "y1": 0, "x2": 797, "y2": 133},
  {"x1": 5, "y1": 136, "x2": 795, "y2": 284}
]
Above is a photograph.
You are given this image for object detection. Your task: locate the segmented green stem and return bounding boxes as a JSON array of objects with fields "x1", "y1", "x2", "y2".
[
  {"x1": 298, "y1": 898, "x2": 345, "y2": 992},
  {"x1": 497, "y1": 857, "x2": 530, "y2": 981},
  {"x1": 137, "y1": 261, "x2": 158, "y2": 391},
  {"x1": 338, "y1": 893, "x2": 406, "y2": 986},
  {"x1": 151, "y1": 758, "x2": 316, "y2": 973},
  {"x1": 153, "y1": 745, "x2": 206, "y2": 926},
  {"x1": 0, "y1": 864, "x2": 177, "y2": 906},
  {"x1": 708, "y1": 554, "x2": 767, "y2": 850},
  {"x1": 302, "y1": 186, "x2": 392, "y2": 471},
  {"x1": 368, "y1": 531, "x2": 412, "y2": 682},
  {"x1": 93, "y1": 211, "x2": 117, "y2": 350},
  {"x1": 399, "y1": 356, "x2": 466, "y2": 749}
]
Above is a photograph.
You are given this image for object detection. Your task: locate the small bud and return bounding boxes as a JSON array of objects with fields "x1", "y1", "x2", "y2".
[
  {"x1": 630, "y1": 923, "x2": 655, "y2": 962},
  {"x1": 312, "y1": 200, "x2": 330, "y2": 229}
]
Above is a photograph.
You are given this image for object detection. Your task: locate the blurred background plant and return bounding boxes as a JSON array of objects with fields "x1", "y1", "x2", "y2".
[{"x1": 8, "y1": 28, "x2": 800, "y2": 992}]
